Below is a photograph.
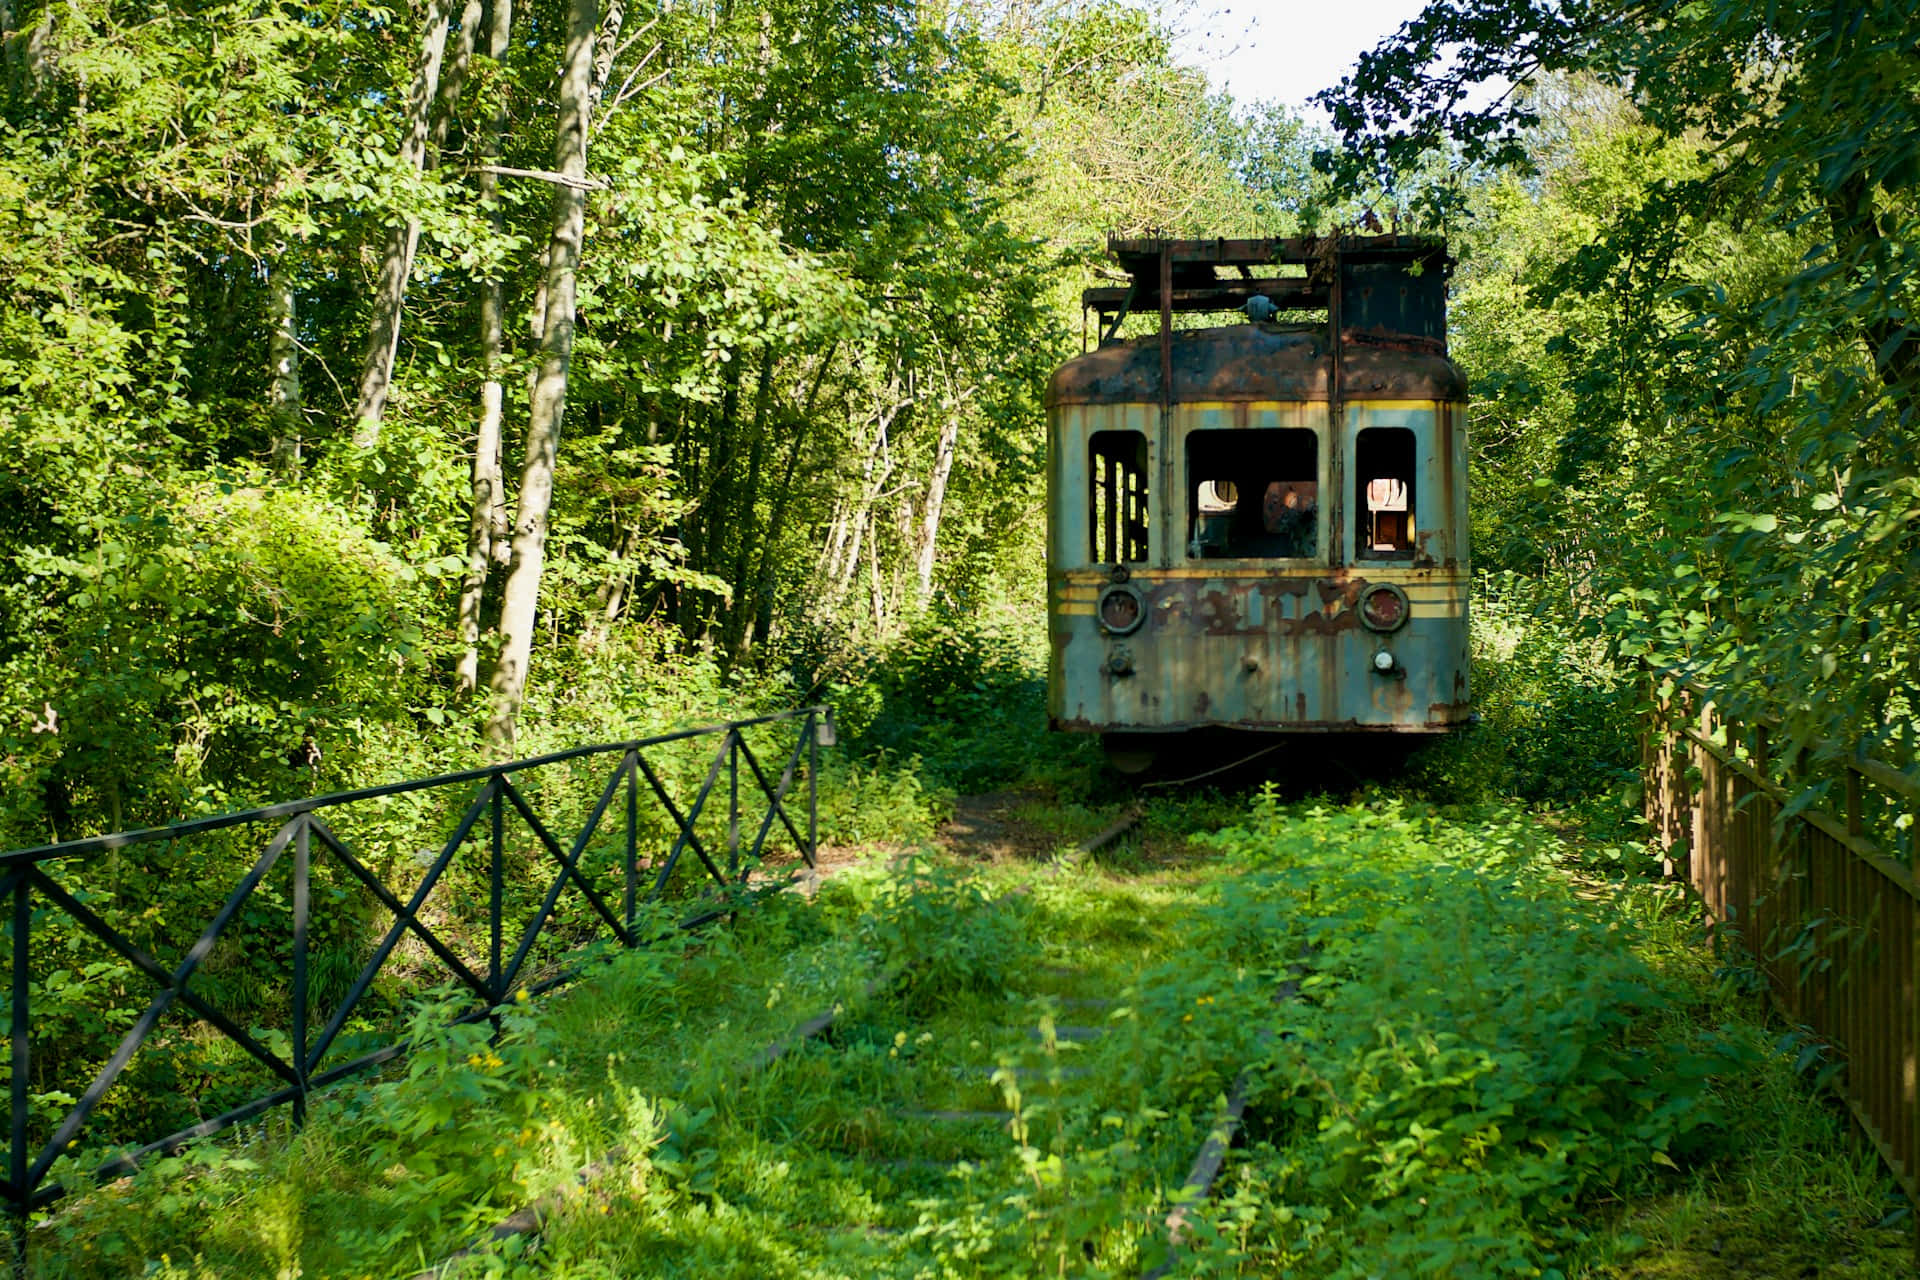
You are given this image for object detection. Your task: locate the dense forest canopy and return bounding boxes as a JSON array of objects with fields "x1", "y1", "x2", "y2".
[
  {"x1": 4, "y1": 0, "x2": 1916, "y2": 849},
  {"x1": 1318, "y1": 0, "x2": 1920, "y2": 773},
  {"x1": 0, "y1": 0, "x2": 1317, "y2": 845}
]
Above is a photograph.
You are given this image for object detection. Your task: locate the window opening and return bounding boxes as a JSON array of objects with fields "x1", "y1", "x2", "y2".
[
  {"x1": 1185, "y1": 429, "x2": 1318, "y2": 559},
  {"x1": 1089, "y1": 430, "x2": 1149, "y2": 563},
  {"x1": 1355, "y1": 427, "x2": 1417, "y2": 558}
]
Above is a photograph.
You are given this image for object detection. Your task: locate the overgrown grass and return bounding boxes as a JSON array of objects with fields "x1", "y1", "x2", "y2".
[{"x1": 42, "y1": 792, "x2": 1908, "y2": 1279}]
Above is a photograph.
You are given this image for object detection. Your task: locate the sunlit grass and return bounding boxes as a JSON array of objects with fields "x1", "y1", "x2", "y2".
[{"x1": 34, "y1": 796, "x2": 1913, "y2": 1280}]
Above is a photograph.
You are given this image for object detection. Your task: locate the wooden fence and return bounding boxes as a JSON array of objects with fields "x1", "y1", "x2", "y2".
[{"x1": 1643, "y1": 686, "x2": 1918, "y2": 1217}]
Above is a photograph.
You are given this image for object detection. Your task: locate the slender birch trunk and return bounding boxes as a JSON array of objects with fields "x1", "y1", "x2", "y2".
[
  {"x1": 455, "y1": 0, "x2": 516, "y2": 696},
  {"x1": 351, "y1": 0, "x2": 453, "y2": 449},
  {"x1": 483, "y1": 0, "x2": 605, "y2": 749},
  {"x1": 748, "y1": 428, "x2": 807, "y2": 650},
  {"x1": 720, "y1": 350, "x2": 775, "y2": 659},
  {"x1": 584, "y1": 522, "x2": 639, "y2": 649},
  {"x1": 434, "y1": 0, "x2": 482, "y2": 153},
  {"x1": 590, "y1": 0, "x2": 625, "y2": 115},
  {"x1": 267, "y1": 258, "x2": 303, "y2": 477},
  {"x1": 912, "y1": 411, "x2": 961, "y2": 605}
]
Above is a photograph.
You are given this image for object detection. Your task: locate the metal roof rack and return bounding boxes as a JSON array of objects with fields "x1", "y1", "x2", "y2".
[{"x1": 1084, "y1": 235, "x2": 1451, "y2": 348}]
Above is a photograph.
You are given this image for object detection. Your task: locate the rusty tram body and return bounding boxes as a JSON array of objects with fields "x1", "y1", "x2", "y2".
[{"x1": 1046, "y1": 236, "x2": 1471, "y2": 770}]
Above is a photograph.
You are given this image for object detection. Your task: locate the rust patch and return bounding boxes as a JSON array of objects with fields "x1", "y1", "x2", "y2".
[
  {"x1": 1412, "y1": 529, "x2": 1438, "y2": 570},
  {"x1": 1148, "y1": 580, "x2": 1363, "y2": 636},
  {"x1": 1199, "y1": 589, "x2": 1243, "y2": 634},
  {"x1": 1379, "y1": 676, "x2": 1414, "y2": 717},
  {"x1": 1195, "y1": 690, "x2": 1211, "y2": 717},
  {"x1": 1047, "y1": 326, "x2": 1467, "y2": 408},
  {"x1": 1294, "y1": 608, "x2": 1360, "y2": 636},
  {"x1": 1314, "y1": 575, "x2": 1365, "y2": 609}
]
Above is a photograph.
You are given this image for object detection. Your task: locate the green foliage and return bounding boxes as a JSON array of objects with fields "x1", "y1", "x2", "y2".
[
  {"x1": 352, "y1": 988, "x2": 559, "y2": 1243},
  {"x1": 32, "y1": 798, "x2": 1909, "y2": 1278},
  {"x1": 857, "y1": 855, "x2": 1038, "y2": 1012},
  {"x1": 811, "y1": 754, "x2": 944, "y2": 847},
  {"x1": 1324, "y1": 1, "x2": 1920, "y2": 775},
  {"x1": 1179, "y1": 797, "x2": 1753, "y2": 1277},
  {"x1": 823, "y1": 608, "x2": 1075, "y2": 795},
  {"x1": 0, "y1": 0, "x2": 1320, "y2": 867},
  {"x1": 1408, "y1": 573, "x2": 1636, "y2": 805}
]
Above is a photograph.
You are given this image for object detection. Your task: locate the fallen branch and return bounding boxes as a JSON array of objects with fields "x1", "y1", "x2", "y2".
[{"x1": 471, "y1": 163, "x2": 610, "y2": 191}]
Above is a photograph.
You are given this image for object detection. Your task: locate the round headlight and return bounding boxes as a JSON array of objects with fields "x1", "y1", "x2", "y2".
[
  {"x1": 1098, "y1": 585, "x2": 1145, "y2": 635},
  {"x1": 1359, "y1": 583, "x2": 1410, "y2": 633}
]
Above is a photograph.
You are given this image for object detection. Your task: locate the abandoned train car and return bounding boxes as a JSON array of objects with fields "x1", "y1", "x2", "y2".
[{"x1": 1046, "y1": 236, "x2": 1471, "y2": 771}]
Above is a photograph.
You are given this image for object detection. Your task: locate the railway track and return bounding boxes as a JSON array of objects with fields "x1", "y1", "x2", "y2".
[{"x1": 411, "y1": 802, "x2": 1301, "y2": 1278}]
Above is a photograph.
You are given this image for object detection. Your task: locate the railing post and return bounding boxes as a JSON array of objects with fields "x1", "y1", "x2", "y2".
[
  {"x1": 808, "y1": 712, "x2": 820, "y2": 871},
  {"x1": 624, "y1": 750, "x2": 638, "y2": 932},
  {"x1": 10, "y1": 871, "x2": 30, "y2": 1277},
  {"x1": 728, "y1": 730, "x2": 740, "y2": 882},
  {"x1": 490, "y1": 775, "x2": 505, "y2": 1000},
  {"x1": 291, "y1": 816, "x2": 310, "y2": 1126}
]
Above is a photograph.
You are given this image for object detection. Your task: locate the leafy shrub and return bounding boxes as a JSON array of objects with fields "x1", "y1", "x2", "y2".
[
  {"x1": 858, "y1": 855, "x2": 1038, "y2": 1010},
  {"x1": 1409, "y1": 572, "x2": 1637, "y2": 805},
  {"x1": 1179, "y1": 795, "x2": 1752, "y2": 1277},
  {"x1": 351, "y1": 988, "x2": 559, "y2": 1243},
  {"x1": 811, "y1": 752, "x2": 946, "y2": 846},
  {"x1": 820, "y1": 609, "x2": 1069, "y2": 793}
]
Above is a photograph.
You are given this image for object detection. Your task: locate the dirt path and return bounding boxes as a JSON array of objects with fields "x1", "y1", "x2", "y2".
[{"x1": 936, "y1": 789, "x2": 1067, "y2": 862}]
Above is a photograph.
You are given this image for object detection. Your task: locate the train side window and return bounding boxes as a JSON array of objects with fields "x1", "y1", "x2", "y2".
[
  {"x1": 1185, "y1": 429, "x2": 1318, "y2": 559},
  {"x1": 1089, "y1": 430, "x2": 1149, "y2": 563},
  {"x1": 1355, "y1": 427, "x2": 1416, "y2": 558}
]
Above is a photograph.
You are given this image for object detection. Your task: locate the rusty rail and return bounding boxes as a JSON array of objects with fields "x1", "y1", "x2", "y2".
[{"x1": 1643, "y1": 684, "x2": 1918, "y2": 1218}]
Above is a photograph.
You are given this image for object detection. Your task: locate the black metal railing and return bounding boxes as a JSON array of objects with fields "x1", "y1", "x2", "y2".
[{"x1": 0, "y1": 707, "x2": 828, "y2": 1247}]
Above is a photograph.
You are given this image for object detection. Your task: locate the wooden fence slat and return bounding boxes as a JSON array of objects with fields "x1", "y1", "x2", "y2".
[{"x1": 1643, "y1": 683, "x2": 1918, "y2": 1225}]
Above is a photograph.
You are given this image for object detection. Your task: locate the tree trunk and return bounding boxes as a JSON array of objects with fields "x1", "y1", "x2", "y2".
[
  {"x1": 433, "y1": 0, "x2": 483, "y2": 153},
  {"x1": 748, "y1": 425, "x2": 808, "y2": 651},
  {"x1": 820, "y1": 397, "x2": 902, "y2": 622},
  {"x1": 454, "y1": 0, "x2": 516, "y2": 697},
  {"x1": 746, "y1": 343, "x2": 835, "y2": 650},
  {"x1": 584, "y1": 522, "x2": 639, "y2": 648},
  {"x1": 483, "y1": 0, "x2": 604, "y2": 750},
  {"x1": 590, "y1": 0, "x2": 625, "y2": 116},
  {"x1": 721, "y1": 349, "x2": 775, "y2": 660},
  {"x1": 350, "y1": 0, "x2": 453, "y2": 449},
  {"x1": 267, "y1": 258, "x2": 303, "y2": 477},
  {"x1": 913, "y1": 412, "x2": 960, "y2": 605}
]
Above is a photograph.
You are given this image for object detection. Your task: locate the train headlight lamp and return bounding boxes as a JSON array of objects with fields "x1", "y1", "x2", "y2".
[
  {"x1": 1359, "y1": 583, "x2": 1411, "y2": 633},
  {"x1": 1373, "y1": 650, "x2": 1396, "y2": 673},
  {"x1": 1098, "y1": 585, "x2": 1145, "y2": 635}
]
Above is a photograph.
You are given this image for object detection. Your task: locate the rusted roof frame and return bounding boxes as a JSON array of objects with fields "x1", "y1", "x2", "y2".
[
  {"x1": 1105, "y1": 234, "x2": 1448, "y2": 270},
  {"x1": 1092, "y1": 235, "x2": 1449, "y2": 325},
  {"x1": 1081, "y1": 277, "x2": 1328, "y2": 317}
]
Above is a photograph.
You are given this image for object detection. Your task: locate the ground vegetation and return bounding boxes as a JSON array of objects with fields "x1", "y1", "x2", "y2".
[{"x1": 6, "y1": 0, "x2": 1919, "y2": 1272}]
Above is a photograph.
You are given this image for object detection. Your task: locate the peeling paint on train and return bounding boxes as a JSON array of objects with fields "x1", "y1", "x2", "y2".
[{"x1": 1046, "y1": 236, "x2": 1471, "y2": 753}]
